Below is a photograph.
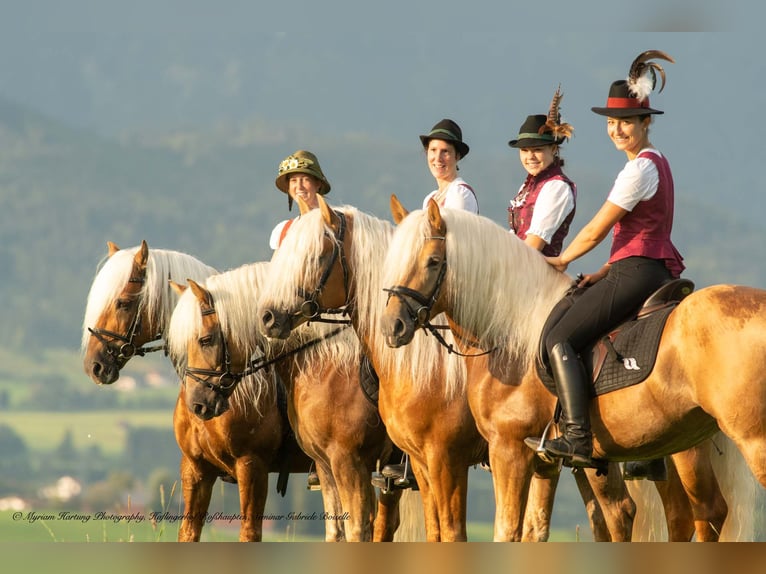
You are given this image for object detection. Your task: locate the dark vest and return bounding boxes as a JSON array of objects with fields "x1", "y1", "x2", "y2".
[
  {"x1": 508, "y1": 164, "x2": 576, "y2": 257},
  {"x1": 608, "y1": 151, "x2": 685, "y2": 278}
]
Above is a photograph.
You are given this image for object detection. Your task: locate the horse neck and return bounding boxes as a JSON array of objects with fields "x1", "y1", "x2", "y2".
[
  {"x1": 445, "y1": 214, "x2": 571, "y2": 361},
  {"x1": 350, "y1": 214, "x2": 467, "y2": 399}
]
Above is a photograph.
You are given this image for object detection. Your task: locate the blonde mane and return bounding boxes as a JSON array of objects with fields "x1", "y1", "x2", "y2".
[
  {"x1": 81, "y1": 245, "x2": 218, "y2": 353},
  {"x1": 167, "y1": 261, "x2": 359, "y2": 413},
  {"x1": 383, "y1": 208, "x2": 572, "y2": 372},
  {"x1": 264, "y1": 205, "x2": 467, "y2": 399}
]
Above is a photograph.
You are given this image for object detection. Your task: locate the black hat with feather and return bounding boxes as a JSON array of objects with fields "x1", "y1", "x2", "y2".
[
  {"x1": 509, "y1": 85, "x2": 574, "y2": 148},
  {"x1": 591, "y1": 50, "x2": 674, "y2": 117}
]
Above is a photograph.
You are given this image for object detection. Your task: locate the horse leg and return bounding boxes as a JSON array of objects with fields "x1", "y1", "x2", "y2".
[
  {"x1": 571, "y1": 468, "x2": 609, "y2": 541},
  {"x1": 372, "y1": 489, "x2": 402, "y2": 541},
  {"x1": 178, "y1": 454, "x2": 216, "y2": 542},
  {"x1": 643, "y1": 456, "x2": 695, "y2": 541},
  {"x1": 579, "y1": 463, "x2": 636, "y2": 542},
  {"x1": 422, "y1": 450, "x2": 469, "y2": 541},
  {"x1": 668, "y1": 444, "x2": 727, "y2": 541},
  {"x1": 408, "y1": 456, "x2": 441, "y2": 541},
  {"x1": 488, "y1": 442, "x2": 536, "y2": 541},
  {"x1": 330, "y1": 453, "x2": 376, "y2": 541},
  {"x1": 235, "y1": 456, "x2": 269, "y2": 542},
  {"x1": 315, "y1": 463, "x2": 346, "y2": 541},
  {"x1": 521, "y1": 468, "x2": 560, "y2": 541}
]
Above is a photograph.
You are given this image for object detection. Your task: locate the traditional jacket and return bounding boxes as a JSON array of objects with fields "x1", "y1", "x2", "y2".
[
  {"x1": 608, "y1": 151, "x2": 685, "y2": 278},
  {"x1": 508, "y1": 164, "x2": 576, "y2": 257}
]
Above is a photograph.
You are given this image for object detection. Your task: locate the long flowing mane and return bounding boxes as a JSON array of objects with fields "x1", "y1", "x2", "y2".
[
  {"x1": 265, "y1": 205, "x2": 467, "y2": 398},
  {"x1": 81, "y1": 246, "x2": 218, "y2": 352},
  {"x1": 167, "y1": 261, "x2": 359, "y2": 413},
  {"x1": 383, "y1": 208, "x2": 573, "y2": 372}
]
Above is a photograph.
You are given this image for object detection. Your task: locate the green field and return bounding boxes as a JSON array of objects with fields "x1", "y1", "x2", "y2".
[{"x1": 2, "y1": 410, "x2": 173, "y2": 454}]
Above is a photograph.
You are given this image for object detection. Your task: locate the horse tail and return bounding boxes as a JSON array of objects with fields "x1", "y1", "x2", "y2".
[
  {"x1": 628, "y1": 431, "x2": 761, "y2": 541},
  {"x1": 626, "y1": 479, "x2": 668, "y2": 541},
  {"x1": 714, "y1": 432, "x2": 759, "y2": 541},
  {"x1": 392, "y1": 490, "x2": 426, "y2": 541}
]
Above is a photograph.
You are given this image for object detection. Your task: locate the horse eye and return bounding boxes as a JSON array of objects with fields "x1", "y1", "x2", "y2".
[
  {"x1": 427, "y1": 255, "x2": 442, "y2": 268},
  {"x1": 116, "y1": 299, "x2": 132, "y2": 310},
  {"x1": 199, "y1": 335, "x2": 213, "y2": 347}
]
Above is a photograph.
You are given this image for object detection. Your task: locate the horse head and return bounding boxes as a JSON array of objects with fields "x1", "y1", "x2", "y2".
[
  {"x1": 83, "y1": 240, "x2": 155, "y2": 385},
  {"x1": 260, "y1": 195, "x2": 352, "y2": 339},
  {"x1": 381, "y1": 197, "x2": 449, "y2": 348},
  {"x1": 178, "y1": 279, "x2": 244, "y2": 420}
]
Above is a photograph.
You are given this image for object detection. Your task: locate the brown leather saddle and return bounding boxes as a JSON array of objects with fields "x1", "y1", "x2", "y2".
[{"x1": 536, "y1": 278, "x2": 695, "y2": 396}]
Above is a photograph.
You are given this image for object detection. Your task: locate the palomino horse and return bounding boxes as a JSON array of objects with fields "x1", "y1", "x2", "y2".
[
  {"x1": 380, "y1": 200, "x2": 763, "y2": 540},
  {"x1": 82, "y1": 240, "x2": 218, "y2": 385},
  {"x1": 81, "y1": 242, "x2": 316, "y2": 541},
  {"x1": 257, "y1": 197, "x2": 650, "y2": 541},
  {"x1": 166, "y1": 261, "x2": 415, "y2": 542}
]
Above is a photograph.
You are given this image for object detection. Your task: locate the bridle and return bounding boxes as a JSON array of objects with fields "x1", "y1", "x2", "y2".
[
  {"x1": 184, "y1": 305, "x2": 350, "y2": 398},
  {"x1": 383, "y1": 235, "x2": 447, "y2": 330},
  {"x1": 87, "y1": 275, "x2": 164, "y2": 369},
  {"x1": 383, "y1": 235, "x2": 495, "y2": 358},
  {"x1": 292, "y1": 210, "x2": 352, "y2": 325},
  {"x1": 183, "y1": 306, "x2": 240, "y2": 399}
]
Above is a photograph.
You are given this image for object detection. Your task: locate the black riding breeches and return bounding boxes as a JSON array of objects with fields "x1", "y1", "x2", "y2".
[{"x1": 545, "y1": 256, "x2": 673, "y2": 356}]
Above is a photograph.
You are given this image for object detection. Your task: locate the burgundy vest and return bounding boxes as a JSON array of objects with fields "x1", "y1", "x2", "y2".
[
  {"x1": 508, "y1": 164, "x2": 576, "y2": 257},
  {"x1": 608, "y1": 151, "x2": 685, "y2": 277}
]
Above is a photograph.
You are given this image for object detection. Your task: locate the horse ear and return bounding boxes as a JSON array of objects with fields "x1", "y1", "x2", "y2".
[
  {"x1": 107, "y1": 241, "x2": 120, "y2": 257},
  {"x1": 426, "y1": 198, "x2": 446, "y2": 235},
  {"x1": 134, "y1": 240, "x2": 149, "y2": 269},
  {"x1": 296, "y1": 195, "x2": 312, "y2": 215},
  {"x1": 188, "y1": 279, "x2": 213, "y2": 308},
  {"x1": 168, "y1": 279, "x2": 187, "y2": 296},
  {"x1": 390, "y1": 194, "x2": 409, "y2": 224},
  {"x1": 318, "y1": 195, "x2": 339, "y2": 229}
]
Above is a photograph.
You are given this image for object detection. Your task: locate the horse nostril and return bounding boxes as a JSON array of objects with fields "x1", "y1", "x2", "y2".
[
  {"x1": 261, "y1": 310, "x2": 275, "y2": 329},
  {"x1": 92, "y1": 362, "x2": 103, "y2": 376},
  {"x1": 193, "y1": 403, "x2": 206, "y2": 418},
  {"x1": 393, "y1": 318, "x2": 406, "y2": 338}
]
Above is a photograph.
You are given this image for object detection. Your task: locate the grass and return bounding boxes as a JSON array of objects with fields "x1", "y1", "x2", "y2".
[{"x1": 2, "y1": 410, "x2": 172, "y2": 454}]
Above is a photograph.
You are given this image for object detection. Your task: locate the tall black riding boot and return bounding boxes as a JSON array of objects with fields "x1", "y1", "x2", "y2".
[{"x1": 530, "y1": 342, "x2": 593, "y2": 466}]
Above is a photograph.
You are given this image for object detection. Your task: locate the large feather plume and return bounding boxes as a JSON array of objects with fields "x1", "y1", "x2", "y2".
[
  {"x1": 627, "y1": 50, "x2": 675, "y2": 102},
  {"x1": 539, "y1": 84, "x2": 574, "y2": 141}
]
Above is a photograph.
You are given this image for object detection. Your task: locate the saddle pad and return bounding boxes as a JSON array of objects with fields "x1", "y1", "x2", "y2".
[
  {"x1": 591, "y1": 305, "x2": 674, "y2": 395},
  {"x1": 537, "y1": 305, "x2": 675, "y2": 397}
]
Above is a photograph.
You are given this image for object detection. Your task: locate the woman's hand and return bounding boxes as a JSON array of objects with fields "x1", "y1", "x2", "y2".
[
  {"x1": 577, "y1": 263, "x2": 610, "y2": 287},
  {"x1": 544, "y1": 256, "x2": 569, "y2": 272}
]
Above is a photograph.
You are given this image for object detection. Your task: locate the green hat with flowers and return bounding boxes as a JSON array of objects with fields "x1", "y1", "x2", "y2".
[{"x1": 275, "y1": 150, "x2": 331, "y2": 210}]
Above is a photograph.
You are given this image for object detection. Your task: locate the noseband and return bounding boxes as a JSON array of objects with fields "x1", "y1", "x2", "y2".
[
  {"x1": 294, "y1": 211, "x2": 352, "y2": 324},
  {"x1": 87, "y1": 275, "x2": 164, "y2": 368}
]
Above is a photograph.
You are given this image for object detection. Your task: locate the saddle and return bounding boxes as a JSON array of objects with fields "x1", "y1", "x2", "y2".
[{"x1": 536, "y1": 278, "x2": 695, "y2": 397}]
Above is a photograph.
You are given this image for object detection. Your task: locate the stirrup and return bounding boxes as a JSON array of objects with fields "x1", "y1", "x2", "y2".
[
  {"x1": 307, "y1": 470, "x2": 321, "y2": 491},
  {"x1": 525, "y1": 418, "x2": 558, "y2": 464}
]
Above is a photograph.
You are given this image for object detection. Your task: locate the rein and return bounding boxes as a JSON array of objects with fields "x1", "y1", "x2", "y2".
[
  {"x1": 87, "y1": 275, "x2": 165, "y2": 366},
  {"x1": 383, "y1": 235, "x2": 496, "y2": 358},
  {"x1": 184, "y1": 304, "x2": 349, "y2": 397}
]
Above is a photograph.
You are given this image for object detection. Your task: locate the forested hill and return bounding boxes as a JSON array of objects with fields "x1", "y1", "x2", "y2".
[{"x1": 1, "y1": 96, "x2": 763, "y2": 354}]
